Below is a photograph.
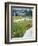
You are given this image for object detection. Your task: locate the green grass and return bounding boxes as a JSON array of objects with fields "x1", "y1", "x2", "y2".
[
  {"x1": 13, "y1": 16, "x2": 23, "y2": 20},
  {"x1": 11, "y1": 16, "x2": 32, "y2": 38}
]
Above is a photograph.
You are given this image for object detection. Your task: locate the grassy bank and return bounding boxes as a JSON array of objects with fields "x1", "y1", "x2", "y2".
[{"x1": 11, "y1": 16, "x2": 32, "y2": 38}]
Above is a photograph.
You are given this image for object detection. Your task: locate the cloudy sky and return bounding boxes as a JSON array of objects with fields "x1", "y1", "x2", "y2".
[
  {"x1": 12, "y1": 8, "x2": 32, "y2": 11},
  {"x1": 11, "y1": 7, "x2": 32, "y2": 16}
]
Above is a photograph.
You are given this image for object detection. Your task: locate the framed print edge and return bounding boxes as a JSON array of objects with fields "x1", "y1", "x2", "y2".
[
  {"x1": 5, "y1": 2, "x2": 37, "y2": 44},
  {"x1": 5, "y1": 3, "x2": 10, "y2": 44}
]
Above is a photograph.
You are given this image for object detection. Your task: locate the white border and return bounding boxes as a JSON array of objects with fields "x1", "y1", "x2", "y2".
[{"x1": 9, "y1": 4, "x2": 36, "y2": 42}]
